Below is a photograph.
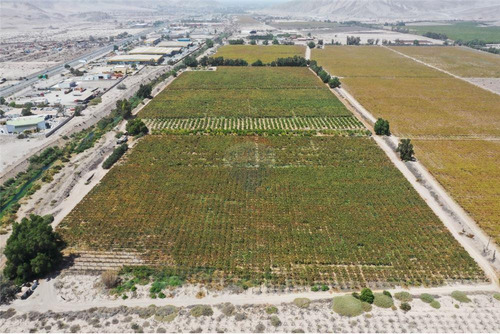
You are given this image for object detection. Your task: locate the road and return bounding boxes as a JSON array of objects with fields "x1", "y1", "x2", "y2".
[{"x1": 0, "y1": 27, "x2": 158, "y2": 98}]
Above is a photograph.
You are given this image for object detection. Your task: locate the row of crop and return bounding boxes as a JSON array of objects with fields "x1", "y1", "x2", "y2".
[
  {"x1": 144, "y1": 116, "x2": 364, "y2": 131},
  {"x1": 59, "y1": 136, "x2": 485, "y2": 287}
]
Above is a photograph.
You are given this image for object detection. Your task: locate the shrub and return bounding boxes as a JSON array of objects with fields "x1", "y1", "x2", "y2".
[
  {"x1": 70, "y1": 325, "x2": 81, "y2": 333},
  {"x1": 397, "y1": 139, "x2": 415, "y2": 162},
  {"x1": 361, "y1": 302, "x2": 372, "y2": 312},
  {"x1": 328, "y1": 77, "x2": 341, "y2": 88},
  {"x1": 126, "y1": 119, "x2": 148, "y2": 136},
  {"x1": 270, "y1": 315, "x2": 281, "y2": 327},
  {"x1": 101, "y1": 270, "x2": 119, "y2": 289},
  {"x1": 332, "y1": 295, "x2": 365, "y2": 317},
  {"x1": 102, "y1": 144, "x2": 128, "y2": 169},
  {"x1": 252, "y1": 60, "x2": 264, "y2": 67},
  {"x1": 221, "y1": 303, "x2": 235, "y2": 316},
  {"x1": 420, "y1": 293, "x2": 434, "y2": 303},
  {"x1": 430, "y1": 300, "x2": 441, "y2": 309},
  {"x1": 0, "y1": 275, "x2": 19, "y2": 305},
  {"x1": 190, "y1": 305, "x2": 213, "y2": 317},
  {"x1": 265, "y1": 306, "x2": 278, "y2": 314},
  {"x1": 360, "y1": 288, "x2": 375, "y2": 304},
  {"x1": 255, "y1": 323, "x2": 266, "y2": 333},
  {"x1": 400, "y1": 302, "x2": 411, "y2": 312},
  {"x1": 293, "y1": 298, "x2": 311, "y2": 309},
  {"x1": 394, "y1": 291, "x2": 413, "y2": 302},
  {"x1": 373, "y1": 293, "x2": 394, "y2": 308},
  {"x1": 311, "y1": 286, "x2": 319, "y2": 292},
  {"x1": 4, "y1": 215, "x2": 64, "y2": 283},
  {"x1": 493, "y1": 293, "x2": 500, "y2": 301},
  {"x1": 383, "y1": 290, "x2": 392, "y2": 298},
  {"x1": 374, "y1": 118, "x2": 390, "y2": 136},
  {"x1": 451, "y1": 291, "x2": 471, "y2": 303},
  {"x1": 321, "y1": 284, "x2": 329, "y2": 291},
  {"x1": 352, "y1": 292, "x2": 360, "y2": 299}
]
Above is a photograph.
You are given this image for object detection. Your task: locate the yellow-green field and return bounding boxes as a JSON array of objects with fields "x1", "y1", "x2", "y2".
[
  {"x1": 390, "y1": 46, "x2": 500, "y2": 78},
  {"x1": 312, "y1": 46, "x2": 500, "y2": 137},
  {"x1": 214, "y1": 45, "x2": 306, "y2": 64},
  {"x1": 414, "y1": 140, "x2": 500, "y2": 244},
  {"x1": 313, "y1": 45, "x2": 500, "y2": 245}
]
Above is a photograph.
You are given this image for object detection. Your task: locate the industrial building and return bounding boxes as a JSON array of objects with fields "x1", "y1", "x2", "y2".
[
  {"x1": 6, "y1": 115, "x2": 47, "y2": 133},
  {"x1": 129, "y1": 47, "x2": 181, "y2": 56},
  {"x1": 144, "y1": 37, "x2": 161, "y2": 46},
  {"x1": 107, "y1": 54, "x2": 163, "y2": 65},
  {"x1": 157, "y1": 40, "x2": 193, "y2": 48}
]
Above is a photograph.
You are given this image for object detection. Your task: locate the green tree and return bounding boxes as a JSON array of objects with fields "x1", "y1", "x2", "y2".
[
  {"x1": 397, "y1": 139, "x2": 415, "y2": 161},
  {"x1": 250, "y1": 40, "x2": 257, "y2": 45},
  {"x1": 263, "y1": 40, "x2": 269, "y2": 45},
  {"x1": 205, "y1": 39, "x2": 214, "y2": 48},
  {"x1": 251, "y1": 59, "x2": 264, "y2": 66},
  {"x1": 136, "y1": 84, "x2": 152, "y2": 99},
  {"x1": 308, "y1": 41, "x2": 316, "y2": 49},
  {"x1": 328, "y1": 77, "x2": 341, "y2": 88},
  {"x1": 272, "y1": 38, "x2": 279, "y2": 45},
  {"x1": 126, "y1": 119, "x2": 148, "y2": 136},
  {"x1": 374, "y1": 118, "x2": 390, "y2": 136},
  {"x1": 116, "y1": 99, "x2": 132, "y2": 119},
  {"x1": 21, "y1": 102, "x2": 34, "y2": 116},
  {"x1": 360, "y1": 288, "x2": 375, "y2": 304},
  {"x1": 183, "y1": 56, "x2": 198, "y2": 67},
  {"x1": 0, "y1": 96, "x2": 6, "y2": 105},
  {"x1": 4, "y1": 215, "x2": 65, "y2": 283}
]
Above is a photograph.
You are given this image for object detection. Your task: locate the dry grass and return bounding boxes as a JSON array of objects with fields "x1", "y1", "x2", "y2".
[
  {"x1": 390, "y1": 46, "x2": 500, "y2": 78},
  {"x1": 413, "y1": 139, "x2": 500, "y2": 244},
  {"x1": 214, "y1": 45, "x2": 306, "y2": 64}
]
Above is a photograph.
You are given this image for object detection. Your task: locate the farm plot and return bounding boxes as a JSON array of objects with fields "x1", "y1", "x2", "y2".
[
  {"x1": 313, "y1": 45, "x2": 500, "y2": 245},
  {"x1": 313, "y1": 46, "x2": 500, "y2": 137},
  {"x1": 390, "y1": 46, "x2": 500, "y2": 78},
  {"x1": 59, "y1": 135, "x2": 485, "y2": 288},
  {"x1": 413, "y1": 139, "x2": 500, "y2": 245},
  {"x1": 139, "y1": 67, "x2": 353, "y2": 120},
  {"x1": 214, "y1": 45, "x2": 306, "y2": 63},
  {"x1": 145, "y1": 116, "x2": 365, "y2": 135},
  {"x1": 408, "y1": 22, "x2": 500, "y2": 44}
]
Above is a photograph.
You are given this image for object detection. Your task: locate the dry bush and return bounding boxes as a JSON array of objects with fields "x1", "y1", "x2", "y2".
[{"x1": 101, "y1": 270, "x2": 119, "y2": 289}]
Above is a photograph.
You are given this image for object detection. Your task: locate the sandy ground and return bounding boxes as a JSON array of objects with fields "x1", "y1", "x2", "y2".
[
  {"x1": 316, "y1": 30, "x2": 444, "y2": 45},
  {"x1": 0, "y1": 277, "x2": 499, "y2": 333},
  {"x1": 385, "y1": 46, "x2": 500, "y2": 96},
  {"x1": 0, "y1": 62, "x2": 59, "y2": 79},
  {"x1": 466, "y1": 78, "x2": 500, "y2": 95}
]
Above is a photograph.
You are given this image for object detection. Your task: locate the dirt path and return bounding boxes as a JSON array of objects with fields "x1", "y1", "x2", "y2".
[
  {"x1": 334, "y1": 86, "x2": 500, "y2": 284},
  {"x1": 2, "y1": 275, "x2": 496, "y2": 314},
  {"x1": 384, "y1": 46, "x2": 500, "y2": 96},
  {"x1": 305, "y1": 46, "x2": 311, "y2": 60}
]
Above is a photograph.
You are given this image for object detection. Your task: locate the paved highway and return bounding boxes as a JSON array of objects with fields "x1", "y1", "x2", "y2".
[{"x1": 0, "y1": 27, "x2": 159, "y2": 98}]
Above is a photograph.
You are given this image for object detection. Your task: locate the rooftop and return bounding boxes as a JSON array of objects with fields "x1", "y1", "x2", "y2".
[{"x1": 6, "y1": 115, "x2": 45, "y2": 127}]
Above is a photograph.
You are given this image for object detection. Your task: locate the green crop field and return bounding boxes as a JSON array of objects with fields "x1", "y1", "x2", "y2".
[
  {"x1": 214, "y1": 45, "x2": 306, "y2": 63},
  {"x1": 408, "y1": 22, "x2": 500, "y2": 43},
  {"x1": 390, "y1": 46, "x2": 500, "y2": 78},
  {"x1": 139, "y1": 67, "x2": 354, "y2": 119},
  {"x1": 59, "y1": 135, "x2": 485, "y2": 288},
  {"x1": 269, "y1": 21, "x2": 341, "y2": 29}
]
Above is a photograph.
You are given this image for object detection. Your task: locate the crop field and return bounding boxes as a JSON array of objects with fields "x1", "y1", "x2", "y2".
[
  {"x1": 408, "y1": 22, "x2": 500, "y2": 44},
  {"x1": 139, "y1": 67, "x2": 352, "y2": 119},
  {"x1": 390, "y1": 46, "x2": 500, "y2": 78},
  {"x1": 59, "y1": 135, "x2": 485, "y2": 288},
  {"x1": 313, "y1": 45, "x2": 500, "y2": 245},
  {"x1": 145, "y1": 116, "x2": 365, "y2": 134},
  {"x1": 413, "y1": 139, "x2": 500, "y2": 244},
  {"x1": 270, "y1": 21, "x2": 341, "y2": 29},
  {"x1": 214, "y1": 45, "x2": 306, "y2": 63},
  {"x1": 313, "y1": 46, "x2": 500, "y2": 137}
]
